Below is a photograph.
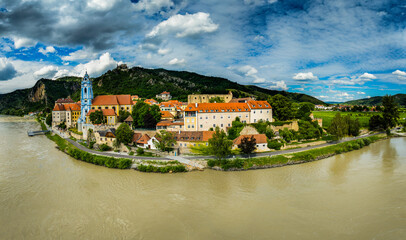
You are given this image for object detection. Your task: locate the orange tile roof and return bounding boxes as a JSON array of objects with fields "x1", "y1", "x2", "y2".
[
  {"x1": 53, "y1": 104, "x2": 65, "y2": 111},
  {"x1": 136, "y1": 134, "x2": 151, "y2": 144},
  {"x1": 161, "y1": 111, "x2": 174, "y2": 119},
  {"x1": 132, "y1": 132, "x2": 142, "y2": 142},
  {"x1": 55, "y1": 98, "x2": 75, "y2": 104},
  {"x1": 160, "y1": 91, "x2": 170, "y2": 95},
  {"x1": 247, "y1": 101, "x2": 272, "y2": 109},
  {"x1": 171, "y1": 131, "x2": 214, "y2": 142},
  {"x1": 92, "y1": 95, "x2": 132, "y2": 106},
  {"x1": 64, "y1": 103, "x2": 81, "y2": 111},
  {"x1": 185, "y1": 102, "x2": 251, "y2": 112},
  {"x1": 86, "y1": 109, "x2": 116, "y2": 116},
  {"x1": 233, "y1": 134, "x2": 268, "y2": 145},
  {"x1": 156, "y1": 120, "x2": 184, "y2": 126},
  {"x1": 144, "y1": 99, "x2": 158, "y2": 105}
]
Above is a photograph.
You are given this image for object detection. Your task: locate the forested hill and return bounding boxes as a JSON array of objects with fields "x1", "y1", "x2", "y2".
[
  {"x1": 0, "y1": 65, "x2": 325, "y2": 115},
  {"x1": 76, "y1": 65, "x2": 325, "y2": 104},
  {"x1": 344, "y1": 94, "x2": 406, "y2": 107}
]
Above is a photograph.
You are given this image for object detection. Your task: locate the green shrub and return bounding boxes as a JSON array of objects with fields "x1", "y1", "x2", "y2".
[
  {"x1": 268, "y1": 140, "x2": 283, "y2": 150},
  {"x1": 363, "y1": 138, "x2": 371, "y2": 146},
  {"x1": 100, "y1": 144, "x2": 112, "y2": 151},
  {"x1": 118, "y1": 159, "x2": 132, "y2": 169},
  {"x1": 352, "y1": 143, "x2": 360, "y2": 150},
  {"x1": 137, "y1": 164, "x2": 186, "y2": 173},
  {"x1": 207, "y1": 159, "x2": 217, "y2": 167},
  {"x1": 129, "y1": 151, "x2": 134, "y2": 156},
  {"x1": 105, "y1": 158, "x2": 118, "y2": 168},
  {"x1": 136, "y1": 148, "x2": 145, "y2": 155}
]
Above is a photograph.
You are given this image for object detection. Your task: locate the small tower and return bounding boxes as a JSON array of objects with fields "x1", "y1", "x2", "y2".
[{"x1": 77, "y1": 72, "x2": 93, "y2": 132}]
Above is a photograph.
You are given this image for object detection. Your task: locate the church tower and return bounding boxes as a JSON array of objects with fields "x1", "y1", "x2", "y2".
[{"x1": 77, "y1": 72, "x2": 93, "y2": 131}]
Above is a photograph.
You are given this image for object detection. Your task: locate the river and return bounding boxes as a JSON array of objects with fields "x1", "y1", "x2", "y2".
[{"x1": 0, "y1": 116, "x2": 405, "y2": 239}]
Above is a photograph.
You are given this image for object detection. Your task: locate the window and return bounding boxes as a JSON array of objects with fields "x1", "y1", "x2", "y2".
[
  {"x1": 228, "y1": 116, "x2": 230, "y2": 118},
  {"x1": 228, "y1": 123, "x2": 230, "y2": 127},
  {"x1": 200, "y1": 117, "x2": 202, "y2": 119},
  {"x1": 267, "y1": 111, "x2": 269, "y2": 113},
  {"x1": 221, "y1": 116, "x2": 223, "y2": 119},
  {"x1": 213, "y1": 124, "x2": 216, "y2": 127},
  {"x1": 254, "y1": 119, "x2": 256, "y2": 123},
  {"x1": 253, "y1": 111, "x2": 256, "y2": 114},
  {"x1": 260, "y1": 110, "x2": 262, "y2": 114},
  {"x1": 187, "y1": 119, "x2": 190, "y2": 123},
  {"x1": 213, "y1": 116, "x2": 215, "y2": 119},
  {"x1": 221, "y1": 124, "x2": 223, "y2": 127},
  {"x1": 206, "y1": 116, "x2": 208, "y2": 119},
  {"x1": 200, "y1": 125, "x2": 203, "y2": 128}
]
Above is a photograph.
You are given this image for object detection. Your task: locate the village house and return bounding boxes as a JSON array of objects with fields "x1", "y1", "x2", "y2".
[
  {"x1": 156, "y1": 91, "x2": 172, "y2": 101},
  {"x1": 183, "y1": 101, "x2": 272, "y2": 131},
  {"x1": 86, "y1": 109, "x2": 117, "y2": 126},
  {"x1": 95, "y1": 128, "x2": 116, "y2": 147},
  {"x1": 187, "y1": 92, "x2": 233, "y2": 104},
  {"x1": 156, "y1": 119, "x2": 184, "y2": 131},
  {"x1": 90, "y1": 94, "x2": 134, "y2": 114},
  {"x1": 52, "y1": 101, "x2": 81, "y2": 128},
  {"x1": 161, "y1": 111, "x2": 175, "y2": 120},
  {"x1": 232, "y1": 134, "x2": 270, "y2": 152},
  {"x1": 144, "y1": 99, "x2": 159, "y2": 105},
  {"x1": 159, "y1": 100, "x2": 185, "y2": 118},
  {"x1": 171, "y1": 131, "x2": 214, "y2": 154}
]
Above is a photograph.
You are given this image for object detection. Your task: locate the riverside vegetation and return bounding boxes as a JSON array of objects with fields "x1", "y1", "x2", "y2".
[{"x1": 207, "y1": 135, "x2": 384, "y2": 171}]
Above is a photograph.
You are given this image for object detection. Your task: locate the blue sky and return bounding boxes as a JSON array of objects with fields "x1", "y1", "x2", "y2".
[{"x1": 0, "y1": 0, "x2": 405, "y2": 102}]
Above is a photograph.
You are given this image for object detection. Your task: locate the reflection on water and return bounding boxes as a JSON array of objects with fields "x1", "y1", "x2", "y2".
[{"x1": 1, "y1": 116, "x2": 406, "y2": 239}]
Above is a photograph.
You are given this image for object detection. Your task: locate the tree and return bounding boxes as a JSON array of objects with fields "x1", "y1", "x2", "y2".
[
  {"x1": 113, "y1": 139, "x2": 120, "y2": 151},
  {"x1": 298, "y1": 120, "x2": 322, "y2": 140},
  {"x1": 348, "y1": 118, "x2": 360, "y2": 136},
  {"x1": 46, "y1": 113, "x2": 52, "y2": 126},
  {"x1": 227, "y1": 117, "x2": 245, "y2": 140},
  {"x1": 327, "y1": 113, "x2": 347, "y2": 139},
  {"x1": 115, "y1": 123, "x2": 134, "y2": 145},
  {"x1": 267, "y1": 94, "x2": 294, "y2": 121},
  {"x1": 154, "y1": 130, "x2": 176, "y2": 152},
  {"x1": 209, "y1": 96, "x2": 225, "y2": 103},
  {"x1": 279, "y1": 128, "x2": 295, "y2": 142},
  {"x1": 58, "y1": 121, "x2": 67, "y2": 130},
  {"x1": 382, "y1": 95, "x2": 400, "y2": 129},
  {"x1": 238, "y1": 136, "x2": 257, "y2": 155},
  {"x1": 118, "y1": 110, "x2": 131, "y2": 122},
  {"x1": 89, "y1": 110, "x2": 105, "y2": 124},
  {"x1": 296, "y1": 102, "x2": 314, "y2": 121},
  {"x1": 208, "y1": 127, "x2": 233, "y2": 160},
  {"x1": 369, "y1": 115, "x2": 384, "y2": 131},
  {"x1": 132, "y1": 102, "x2": 161, "y2": 128}
]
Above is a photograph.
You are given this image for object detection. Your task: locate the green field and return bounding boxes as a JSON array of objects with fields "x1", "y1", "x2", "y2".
[{"x1": 313, "y1": 111, "x2": 406, "y2": 129}]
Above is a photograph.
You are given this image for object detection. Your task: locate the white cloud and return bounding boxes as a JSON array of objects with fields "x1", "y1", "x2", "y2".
[
  {"x1": 146, "y1": 12, "x2": 219, "y2": 38},
  {"x1": 133, "y1": 0, "x2": 174, "y2": 15},
  {"x1": 158, "y1": 48, "x2": 171, "y2": 55},
  {"x1": 87, "y1": 0, "x2": 118, "y2": 11},
  {"x1": 62, "y1": 48, "x2": 98, "y2": 61},
  {"x1": 34, "y1": 65, "x2": 59, "y2": 79},
  {"x1": 357, "y1": 91, "x2": 365, "y2": 94},
  {"x1": 392, "y1": 69, "x2": 406, "y2": 76},
  {"x1": 74, "y1": 52, "x2": 120, "y2": 77},
  {"x1": 318, "y1": 95, "x2": 328, "y2": 99},
  {"x1": 38, "y1": 46, "x2": 56, "y2": 55},
  {"x1": 228, "y1": 65, "x2": 266, "y2": 83},
  {"x1": 168, "y1": 58, "x2": 185, "y2": 66},
  {"x1": 11, "y1": 36, "x2": 36, "y2": 49},
  {"x1": 359, "y1": 72, "x2": 376, "y2": 79},
  {"x1": 268, "y1": 80, "x2": 288, "y2": 91},
  {"x1": 293, "y1": 72, "x2": 318, "y2": 81},
  {"x1": 294, "y1": 87, "x2": 305, "y2": 91}
]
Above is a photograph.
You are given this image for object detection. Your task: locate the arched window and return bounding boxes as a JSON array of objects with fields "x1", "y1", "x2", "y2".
[{"x1": 84, "y1": 88, "x2": 87, "y2": 94}]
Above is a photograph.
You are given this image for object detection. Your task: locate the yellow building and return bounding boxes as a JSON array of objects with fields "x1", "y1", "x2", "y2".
[
  {"x1": 90, "y1": 95, "x2": 134, "y2": 116},
  {"x1": 187, "y1": 91, "x2": 233, "y2": 104},
  {"x1": 86, "y1": 109, "x2": 117, "y2": 126}
]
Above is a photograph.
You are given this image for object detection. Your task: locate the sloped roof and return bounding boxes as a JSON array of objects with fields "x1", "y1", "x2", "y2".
[
  {"x1": 97, "y1": 128, "x2": 116, "y2": 137},
  {"x1": 65, "y1": 103, "x2": 81, "y2": 111},
  {"x1": 233, "y1": 134, "x2": 268, "y2": 145},
  {"x1": 124, "y1": 115, "x2": 133, "y2": 122},
  {"x1": 86, "y1": 109, "x2": 116, "y2": 116},
  {"x1": 156, "y1": 120, "x2": 184, "y2": 127},
  {"x1": 160, "y1": 91, "x2": 170, "y2": 95},
  {"x1": 172, "y1": 131, "x2": 214, "y2": 142},
  {"x1": 55, "y1": 98, "x2": 75, "y2": 104},
  {"x1": 137, "y1": 134, "x2": 151, "y2": 144},
  {"x1": 92, "y1": 95, "x2": 132, "y2": 106},
  {"x1": 185, "y1": 102, "x2": 251, "y2": 112},
  {"x1": 53, "y1": 104, "x2": 65, "y2": 111},
  {"x1": 161, "y1": 111, "x2": 174, "y2": 119},
  {"x1": 132, "y1": 132, "x2": 142, "y2": 142},
  {"x1": 144, "y1": 99, "x2": 158, "y2": 105},
  {"x1": 247, "y1": 101, "x2": 272, "y2": 109}
]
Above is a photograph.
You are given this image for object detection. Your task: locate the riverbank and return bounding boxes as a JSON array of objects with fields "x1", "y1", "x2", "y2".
[
  {"x1": 206, "y1": 134, "x2": 387, "y2": 171},
  {"x1": 37, "y1": 119, "x2": 187, "y2": 172}
]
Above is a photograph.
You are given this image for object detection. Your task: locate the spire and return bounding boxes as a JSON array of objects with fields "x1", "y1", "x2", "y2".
[{"x1": 84, "y1": 71, "x2": 89, "y2": 79}]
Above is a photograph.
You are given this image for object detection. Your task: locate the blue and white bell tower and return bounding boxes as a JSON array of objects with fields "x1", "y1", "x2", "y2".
[{"x1": 77, "y1": 72, "x2": 93, "y2": 131}]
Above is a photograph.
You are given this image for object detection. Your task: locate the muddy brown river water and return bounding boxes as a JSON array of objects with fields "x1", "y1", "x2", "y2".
[{"x1": 0, "y1": 116, "x2": 405, "y2": 239}]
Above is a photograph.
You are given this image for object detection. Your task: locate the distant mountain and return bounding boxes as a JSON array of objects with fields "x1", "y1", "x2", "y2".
[
  {"x1": 325, "y1": 101, "x2": 342, "y2": 105},
  {"x1": 0, "y1": 65, "x2": 325, "y2": 115},
  {"x1": 344, "y1": 94, "x2": 406, "y2": 107}
]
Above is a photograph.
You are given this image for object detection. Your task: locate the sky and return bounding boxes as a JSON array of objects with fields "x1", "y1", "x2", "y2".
[{"x1": 0, "y1": 0, "x2": 405, "y2": 102}]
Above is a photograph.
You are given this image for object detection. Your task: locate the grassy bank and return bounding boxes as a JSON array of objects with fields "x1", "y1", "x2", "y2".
[
  {"x1": 207, "y1": 135, "x2": 385, "y2": 171},
  {"x1": 38, "y1": 120, "x2": 132, "y2": 169}
]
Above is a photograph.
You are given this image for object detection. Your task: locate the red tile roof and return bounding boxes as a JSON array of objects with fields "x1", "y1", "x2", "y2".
[
  {"x1": 55, "y1": 98, "x2": 75, "y2": 104},
  {"x1": 171, "y1": 131, "x2": 214, "y2": 142},
  {"x1": 247, "y1": 101, "x2": 272, "y2": 109},
  {"x1": 233, "y1": 134, "x2": 268, "y2": 145},
  {"x1": 185, "y1": 102, "x2": 251, "y2": 112},
  {"x1": 144, "y1": 99, "x2": 158, "y2": 105},
  {"x1": 92, "y1": 95, "x2": 133, "y2": 106},
  {"x1": 53, "y1": 103, "x2": 80, "y2": 111},
  {"x1": 160, "y1": 91, "x2": 170, "y2": 95},
  {"x1": 156, "y1": 120, "x2": 184, "y2": 126},
  {"x1": 132, "y1": 133, "x2": 142, "y2": 142},
  {"x1": 53, "y1": 104, "x2": 65, "y2": 111},
  {"x1": 161, "y1": 111, "x2": 174, "y2": 119},
  {"x1": 136, "y1": 134, "x2": 151, "y2": 144},
  {"x1": 86, "y1": 109, "x2": 116, "y2": 116}
]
